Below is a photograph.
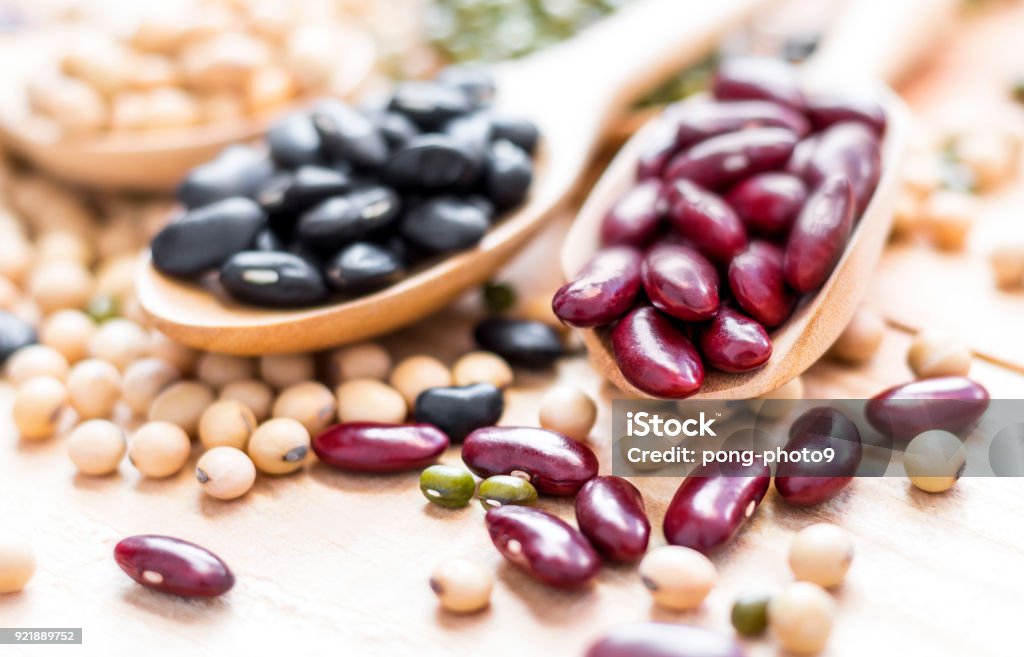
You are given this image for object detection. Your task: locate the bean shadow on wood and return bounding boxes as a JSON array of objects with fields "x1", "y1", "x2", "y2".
[
  {"x1": 307, "y1": 461, "x2": 421, "y2": 495},
  {"x1": 119, "y1": 585, "x2": 231, "y2": 623},
  {"x1": 494, "y1": 562, "x2": 597, "y2": 625}
]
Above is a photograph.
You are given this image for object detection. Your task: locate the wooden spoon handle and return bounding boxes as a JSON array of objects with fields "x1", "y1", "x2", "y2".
[{"x1": 806, "y1": 0, "x2": 959, "y2": 86}]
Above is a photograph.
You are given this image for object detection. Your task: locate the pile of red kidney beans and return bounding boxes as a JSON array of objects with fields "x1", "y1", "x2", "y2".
[{"x1": 554, "y1": 57, "x2": 886, "y2": 398}]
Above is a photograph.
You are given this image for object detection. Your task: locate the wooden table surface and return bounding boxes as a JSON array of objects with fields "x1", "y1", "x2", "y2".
[{"x1": 3, "y1": 4, "x2": 1024, "y2": 657}]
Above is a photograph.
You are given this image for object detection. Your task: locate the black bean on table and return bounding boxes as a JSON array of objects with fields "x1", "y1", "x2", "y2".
[
  {"x1": 400, "y1": 196, "x2": 490, "y2": 253},
  {"x1": 324, "y1": 242, "x2": 405, "y2": 294},
  {"x1": 388, "y1": 81, "x2": 476, "y2": 130},
  {"x1": 382, "y1": 134, "x2": 483, "y2": 189},
  {"x1": 258, "y1": 165, "x2": 352, "y2": 215},
  {"x1": 0, "y1": 310, "x2": 36, "y2": 365},
  {"x1": 266, "y1": 113, "x2": 324, "y2": 169},
  {"x1": 486, "y1": 139, "x2": 534, "y2": 209},
  {"x1": 176, "y1": 145, "x2": 274, "y2": 209},
  {"x1": 413, "y1": 383, "x2": 505, "y2": 442},
  {"x1": 311, "y1": 99, "x2": 390, "y2": 170},
  {"x1": 473, "y1": 318, "x2": 565, "y2": 369},
  {"x1": 152, "y1": 197, "x2": 266, "y2": 277},
  {"x1": 219, "y1": 251, "x2": 328, "y2": 308}
]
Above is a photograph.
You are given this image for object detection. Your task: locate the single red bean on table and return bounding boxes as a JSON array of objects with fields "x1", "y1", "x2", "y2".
[
  {"x1": 698, "y1": 306, "x2": 772, "y2": 373},
  {"x1": 674, "y1": 100, "x2": 810, "y2": 148},
  {"x1": 600, "y1": 179, "x2": 665, "y2": 246},
  {"x1": 114, "y1": 535, "x2": 234, "y2": 598},
  {"x1": 775, "y1": 407, "x2": 863, "y2": 506},
  {"x1": 784, "y1": 175, "x2": 856, "y2": 293},
  {"x1": 641, "y1": 244, "x2": 720, "y2": 322},
  {"x1": 805, "y1": 94, "x2": 887, "y2": 135},
  {"x1": 663, "y1": 462, "x2": 770, "y2": 553},
  {"x1": 865, "y1": 377, "x2": 990, "y2": 440},
  {"x1": 662, "y1": 179, "x2": 747, "y2": 263},
  {"x1": 727, "y1": 241, "x2": 796, "y2": 328},
  {"x1": 462, "y1": 426, "x2": 598, "y2": 495},
  {"x1": 611, "y1": 306, "x2": 704, "y2": 399},
  {"x1": 574, "y1": 476, "x2": 650, "y2": 563},
  {"x1": 713, "y1": 56, "x2": 806, "y2": 110},
  {"x1": 586, "y1": 622, "x2": 746, "y2": 657},
  {"x1": 312, "y1": 422, "x2": 449, "y2": 472},
  {"x1": 804, "y1": 121, "x2": 882, "y2": 213},
  {"x1": 485, "y1": 506, "x2": 600, "y2": 589},
  {"x1": 726, "y1": 172, "x2": 808, "y2": 236},
  {"x1": 664, "y1": 127, "x2": 798, "y2": 190},
  {"x1": 553, "y1": 246, "x2": 643, "y2": 328}
]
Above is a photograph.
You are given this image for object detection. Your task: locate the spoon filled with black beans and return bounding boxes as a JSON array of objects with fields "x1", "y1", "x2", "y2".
[{"x1": 138, "y1": 0, "x2": 774, "y2": 355}]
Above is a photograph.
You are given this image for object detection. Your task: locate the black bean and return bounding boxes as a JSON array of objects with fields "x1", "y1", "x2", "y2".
[
  {"x1": 369, "y1": 110, "x2": 420, "y2": 149},
  {"x1": 296, "y1": 197, "x2": 365, "y2": 252},
  {"x1": 486, "y1": 140, "x2": 533, "y2": 210},
  {"x1": 348, "y1": 185, "x2": 402, "y2": 228},
  {"x1": 258, "y1": 166, "x2": 352, "y2": 215},
  {"x1": 413, "y1": 383, "x2": 505, "y2": 442},
  {"x1": 220, "y1": 251, "x2": 328, "y2": 308},
  {"x1": 152, "y1": 198, "x2": 266, "y2": 277},
  {"x1": 176, "y1": 146, "x2": 274, "y2": 209},
  {"x1": 445, "y1": 112, "x2": 491, "y2": 179},
  {"x1": 266, "y1": 113, "x2": 324, "y2": 169},
  {"x1": 311, "y1": 99, "x2": 389, "y2": 170},
  {"x1": 382, "y1": 134, "x2": 480, "y2": 189},
  {"x1": 0, "y1": 311, "x2": 36, "y2": 365},
  {"x1": 437, "y1": 65, "x2": 496, "y2": 106},
  {"x1": 324, "y1": 242, "x2": 404, "y2": 294},
  {"x1": 400, "y1": 197, "x2": 489, "y2": 253},
  {"x1": 388, "y1": 81, "x2": 474, "y2": 130},
  {"x1": 465, "y1": 195, "x2": 496, "y2": 220},
  {"x1": 474, "y1": 318, "x2": 564, "y2": 369},
  {"x1": 490, "y1": 116, "x2": 540, "y2": 155},
  {"x1": 253, "y1": 229, "x2": 284, "y2": 252}
]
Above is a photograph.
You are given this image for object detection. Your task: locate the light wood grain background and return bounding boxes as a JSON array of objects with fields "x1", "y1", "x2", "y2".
[{"x1": 3, "y1": 3, "x2": 1024, "y2": 657}]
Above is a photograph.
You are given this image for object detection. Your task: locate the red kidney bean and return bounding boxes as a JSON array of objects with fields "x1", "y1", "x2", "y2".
[
  {"x1": 485, "y1": 506, "x2": 600, "y2": 588},
  {"x1": 600, "y1": 179, "x2": 665, "y2": 247},
  {"x1": 574, "y1": 476, "x2": 650, "y2": 562},
  {"x1": 462, "y1": 426, "x2": 598, "y2": 495},
  {"x1": 637, "y1": 111, "x2": 685, "y2": 179},
  {"x1": 662, "y1": 179, "x2": 747, "y2": 263},
  {"x1": 865, "y1": 377, "x2": 990, "y2": 440},
  {"x1": 775, "y1": 407, "x2": 862, "y2": 506},
  {"x1": 586, "y1": 622, "x2": 745, "y2": 657},
  {"x1": 785, "y1": 134, "x2": 819, "y2": 178},
  {"x1": 698, "y1": 306, "x2": 772, "y2": 373},
  {"x1": 641, "y1": 244, "x2": 719, "y2": 322},
  {"x1": 553, "y1": 247, "x2": 643, "y2": 328},
  {"x1": 312, "y1": 422, "x2": 449, "y2": 472},
  {"x1": 805, "y1": 122, "x2": 882, "y2": 213},
  {"x1": 784, "y1": 175, "x2": 855, "y2": 293},
  {"x1": 663, "y1": 462, "x2": 770, "y2": 553},
  {"x1": 806, "y1": 94, "x2": 887, "y2": 135},
  {"x1": 611, "y1": 306, "x2": 704, "y2": 399},
  {"x1": 675, "y1": 100, "x2": 810, "y2": 148},
  {"x1": 727, "y1": 241, "x2": 796, "y2": 328},
  {"x1": 114, "y1": 535, "x2": 234, "y2": 598},
  {"x1": 725, "y1": 172, "x2": 807, "y2": 236},
  {"x1": 713, "y1": 56, "x2": 805, "y2": 110},
  {"x1": 664, "y1": 127, "x2": 798, "y2": 190}
]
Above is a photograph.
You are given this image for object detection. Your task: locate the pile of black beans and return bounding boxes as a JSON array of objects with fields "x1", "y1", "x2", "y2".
[{"x1": 150, "y1": 67, "x2": 539, "y2": 309}]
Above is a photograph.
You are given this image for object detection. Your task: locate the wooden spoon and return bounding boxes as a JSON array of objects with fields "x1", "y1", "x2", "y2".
[
  {"x1": 0, "y1": 25, "x2": 375, "y2": 190},
  {"x1": 137, "y1": 0, "x2": 777, "y2": 355},
  {"x1": 561, "y1": 0, "x2": 959, "y2": 400}
]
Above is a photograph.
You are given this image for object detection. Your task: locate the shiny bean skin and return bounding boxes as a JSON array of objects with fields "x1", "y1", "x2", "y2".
[
  {"x1": 585, "y1": 623, "x2": 745, "y2": 657},
  {"x1": 728, "y1": 242, "x2": 796, "y2": 328},
  {"x1": 151, "y1": 198, "x2": 266, "y2": 277},
  {"x1": 725, "y1": 172, "x2": 807, "y2": 236},
  {"x1": 553, "y1": 247, "x2": 643, "y2": 328},
  {"x1": 805, "y1": 94, "x2": 887, "y2": 135},
  {"x1": 698, "y1": 306, "x2": 772, "y2": 373},
  {"x1": 712, "y1": 56, "x2": 805, "y2": 110},
  {"x1": 674, "y1": 100, "x2": 810, "y2": 148},
  {"x1": 462, "y1": 426, "x2": 599, "y2": 495},
  {"x1": 611, "y1": 306, "x2": 704, "y2": 399},
  {"x1": 786, "y1": 135, "x2": 819, "y2": 178},
  {"x1": 784, "y1": 176, "x2": 855, "y2": 293},
  {"x1": 865, "y1": 377, "x2": 990, "y2": 440},
  {"x1": 776, "y1": 407, "x2": 862, "y2": 506},
  {"x1": 114, "y1": 535, "x2": 234, "y2": 598},
  {"x1": 663, "y1": 463, "x2": 770, "y2": 553},
  {"x1": 637, "y1": 109, "x2": 686, "y2": 179},
  {"x1": 663, "y1": 180, "x2": 747, "y2": 263},
  {"x1": 664, "y1": 128, "x2": 798, "y2": 190},
  {"x1": 641, "y1": 244, "x2": 719, "y2": 322},
  {"x1": 575, "y1": 476, "x2": 650, "y2": 562},
  {"x1": 219, "y1": 251, "x2": 328, "y2": 308},
  {"x1": 804, "y1": 122, "x2": 881, "y2": 213},
  {"x1": 312, "y1": 422, "x2": 449, "y2": 472},
  {"x1": 600, "y1": 179, "x2": 665, "y2": 247},
  {"x1": 485, "y1": 506, "x2": 600, "y2": 588}
]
